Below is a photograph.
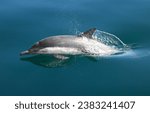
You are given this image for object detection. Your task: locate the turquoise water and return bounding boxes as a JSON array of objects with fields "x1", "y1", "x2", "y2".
[{"x1": 0, "y1": 0, "x2": 150, "y2": 95}]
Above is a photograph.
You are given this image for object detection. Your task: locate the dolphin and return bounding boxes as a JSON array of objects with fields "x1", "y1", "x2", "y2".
[{"x1": 20, "y1": 28, "x2": 126, "y2": 59}]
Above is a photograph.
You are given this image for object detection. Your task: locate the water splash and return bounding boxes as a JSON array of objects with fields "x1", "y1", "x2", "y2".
[
  {"x1": 77, "y1": 29, "x2": 130, "y2": 57},
  {"x1": 92, "y1": 30, "x2": 127, "y2": 50},
  {"x1": 91, "y1": 30, "x2": 150, "y2": 59}
]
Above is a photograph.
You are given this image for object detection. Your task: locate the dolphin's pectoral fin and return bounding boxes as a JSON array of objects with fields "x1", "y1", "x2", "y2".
[
  {"x1": 54, "y1": 55, "x2": 70, "y2": 60},
  {"x1": 78, "y1": 28, "x2": 96, "y2": 39}
]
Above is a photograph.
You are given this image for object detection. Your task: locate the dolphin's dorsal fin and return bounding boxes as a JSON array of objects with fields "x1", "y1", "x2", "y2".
[{"x1": 79, "y1": 28, "x2": 96, "y2": 38}]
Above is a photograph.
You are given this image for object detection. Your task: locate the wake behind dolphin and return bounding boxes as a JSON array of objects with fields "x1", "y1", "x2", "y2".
[{"x1": 20, "y1": 28, "x2": 128, "y2": 59}]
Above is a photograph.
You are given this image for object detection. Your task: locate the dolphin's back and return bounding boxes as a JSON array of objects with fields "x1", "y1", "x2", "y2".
[
  {"x1": 27, "y1": 35, "x2": 77, "y2": 53},
  {"x1": 32, "y1": 35, "x2": 77, "y2": 48}
]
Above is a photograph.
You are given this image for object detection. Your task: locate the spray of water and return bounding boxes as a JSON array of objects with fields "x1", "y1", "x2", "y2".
[
  {"x1": 92, "y1": 30, "x2": 127, "y2": 49},
  {"x1": 91, "y1": 30, "x2": 150, "y2": 59}
]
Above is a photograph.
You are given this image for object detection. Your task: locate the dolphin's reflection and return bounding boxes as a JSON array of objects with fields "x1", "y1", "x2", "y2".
[{"x1": 20, "y1": 55, "x2": 73, "y2": 68}]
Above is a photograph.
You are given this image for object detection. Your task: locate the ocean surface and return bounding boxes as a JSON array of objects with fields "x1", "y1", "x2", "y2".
[{"x1": 0, "y1": 0, "x2": 150, "y2": 96}]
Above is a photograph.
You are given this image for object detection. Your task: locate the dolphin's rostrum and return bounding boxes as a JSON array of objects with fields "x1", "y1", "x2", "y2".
[{"x1": 20, "y1": 28, "x2": 126, "y2": 59}]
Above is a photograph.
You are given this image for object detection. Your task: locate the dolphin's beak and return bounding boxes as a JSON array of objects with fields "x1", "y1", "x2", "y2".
[{"x1": 20, "y1": 50, "x2": 29, "y2": 56}]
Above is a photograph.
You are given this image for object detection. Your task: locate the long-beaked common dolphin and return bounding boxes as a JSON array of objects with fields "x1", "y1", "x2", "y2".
[{"x1": 20, "y1": 28, "x2": 126, "y2": 59}]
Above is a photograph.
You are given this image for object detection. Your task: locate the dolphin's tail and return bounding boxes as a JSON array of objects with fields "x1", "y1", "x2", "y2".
[{"x1": 20, "y1": 50, "x2": 30, "y2": 56}]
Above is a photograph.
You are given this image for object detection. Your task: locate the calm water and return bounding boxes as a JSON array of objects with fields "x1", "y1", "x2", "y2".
[{"x1": 0, "y1": 0, "x2": 150, "y2": 96}]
